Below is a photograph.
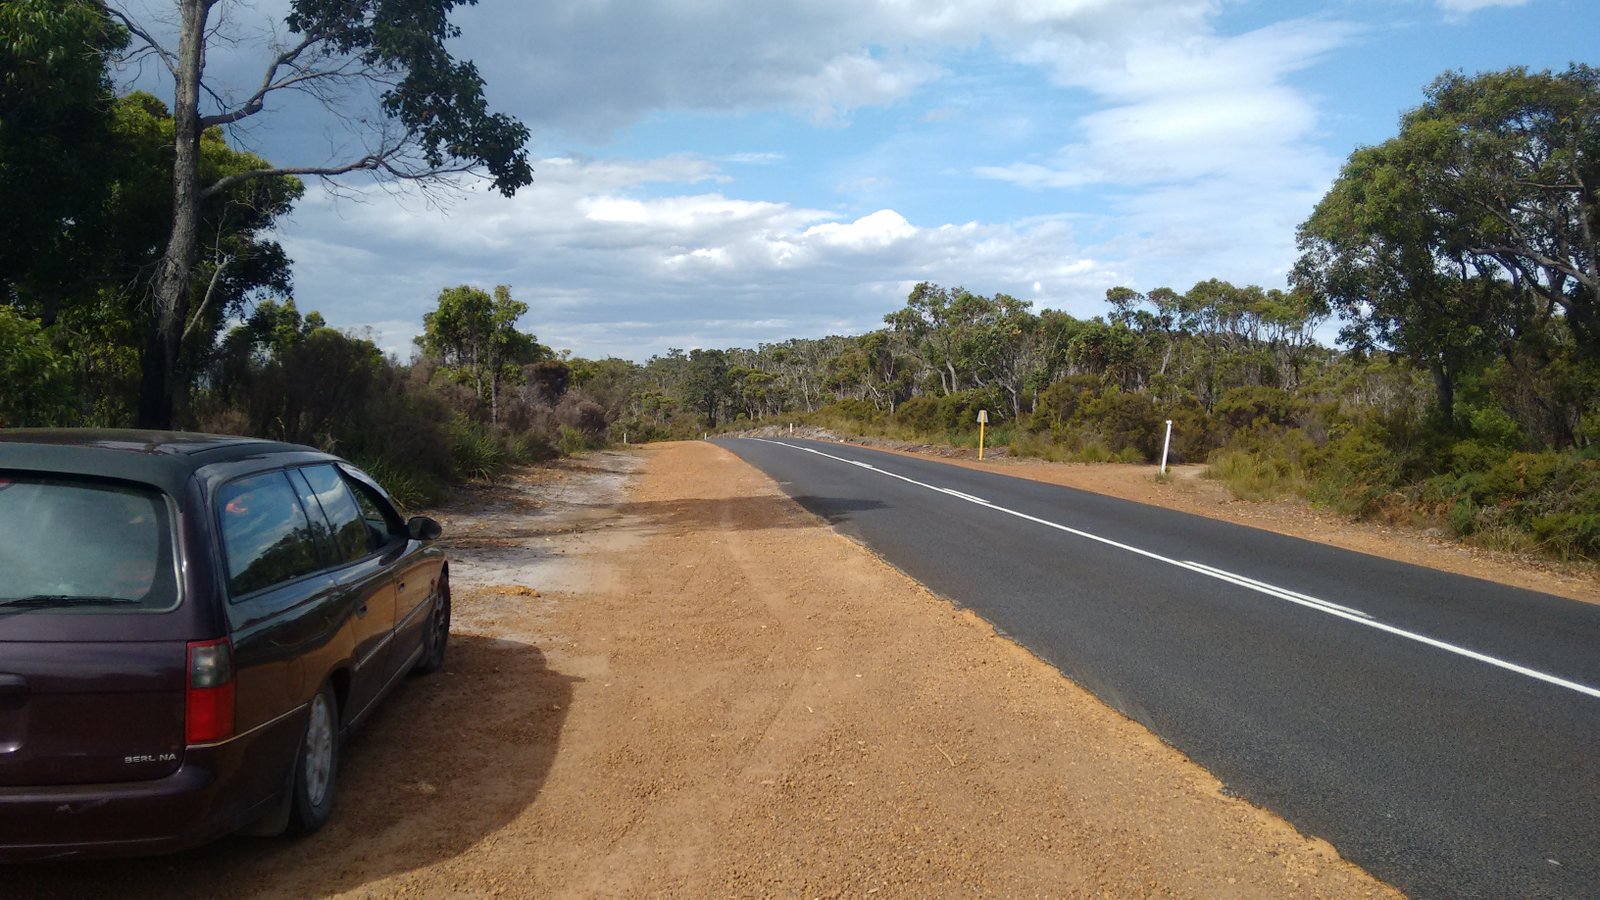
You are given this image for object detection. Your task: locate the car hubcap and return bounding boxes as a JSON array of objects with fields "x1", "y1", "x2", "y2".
[{"x1": 304, "y1": 693, "x2": 333, "y2": 805}]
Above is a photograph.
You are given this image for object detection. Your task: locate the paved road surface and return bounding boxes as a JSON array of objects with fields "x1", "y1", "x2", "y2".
[{"x1": 718, "y1": 437, "x2": 1600, "y2": 899}]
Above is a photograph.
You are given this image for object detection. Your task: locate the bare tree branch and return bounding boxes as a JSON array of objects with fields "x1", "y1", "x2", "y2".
[
  {"x1": 199, "y1": 144, "x2": 479, "y2": 200},
  {"x1": 199, "y1": 30, "x2": 321, "y2": 128},
  {"x1": 183, "y1": 254, "x2": 231, "y2": 343},
  {"x1": 105, "y1": 6, "x2": 177, "y2": 76}
]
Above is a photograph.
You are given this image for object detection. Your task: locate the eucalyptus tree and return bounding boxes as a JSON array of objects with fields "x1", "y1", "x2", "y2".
[
  {"x1": 1398, "y1": 66, "x2": 1600, "y2": 350},
  {"x1": 418, "y1": 285, "x2": 545, "y2": 424},
  {"x1": 1296, "y1": 123, "x2": 1511, "y2": 422},
  {"x1": 683, "y1": 348, "x2": 731, "y2": 428},
  {"x1": 108, "y1": 0, "x2": 533, "y2": 427},
  {"x1": 885, "y1": 282, "x2": 966, "y2": 395}
]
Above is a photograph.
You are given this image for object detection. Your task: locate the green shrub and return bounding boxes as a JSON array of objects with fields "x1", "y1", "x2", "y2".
[
  {"x1": 1448, "y1": 498, "x2": 1478, "y2": 536},
  {"x1": 817, "y1": 398, "x2": 881, "y2": 427},
  {"x1": 1215, "y1": 385, "x2": 1306, "y2": 434},
  {"x1": 1029, "y1": 375, "x2": 1101, "y2": 432},
  {"x1": 449, "y1": 419, "x2": 508, "y2": 481},
  {"x1": 1205, "y1": 439, "x2": 1312, "y2": 501},
  {"x1": 1448, "y1": 438, "x2": 1514, "y2": 474},
  {"x1": 891, "y1": 396, "x2": 943, "y2": 434},
  {"x1": 348, "y1": 454, "x2": 435, "y2": 510},
  {"x1": 0, "y1": 307, "x2": 74, "y2": 427},
  {"x1": 1530, "y1": 512, "x2": 1600, "y2": 560},
  {"x1": 1082, "y1": 388, "x2": 1162, "y2": 461}
]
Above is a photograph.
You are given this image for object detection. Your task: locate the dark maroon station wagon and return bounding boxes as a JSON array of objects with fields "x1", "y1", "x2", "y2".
[{"x1": 0, "y1": 430, "x2": 451, "y2": 861}]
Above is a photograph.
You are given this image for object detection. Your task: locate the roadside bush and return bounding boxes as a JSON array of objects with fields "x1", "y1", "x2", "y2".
[
  {"x1": 937, "y1": 389, "x2": 1000, "y2": 432},
  {"x1": 1215, "y1": 385, "x2": 1306, "y2": 435},
  {"x1": 815, "y1": 398, "x2": 883, "y2": 430},
  {"x1": 557, "y1": 395, "x2": 609, "y2": 441},
  {"x1": 1303, "y1": 427, "x2": 1402, "y2": 517},
  {"x1": 1028, "y1": 375, "x2": 1101, "y2": 432},
  {"x1": 889, "y1": 395, "x2": 941, "y2": 434},
  {"x1": 1205, "y1": 429, "x2": 1316, "y2": 501},
  {"x1": 889, "y1": 389, "x2": 997, "y2": 435},
  {"x1": 1081, "y1": 388, "x2": 1162, "y2": 461},
  {"x1": 1165, "y1": 397, "x2": 1220, "y2": 465}
]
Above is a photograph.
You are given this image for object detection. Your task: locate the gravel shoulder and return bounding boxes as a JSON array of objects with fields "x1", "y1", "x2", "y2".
[{"x1": 2, "y1": 442, "x2": 1398, "y2": 897}]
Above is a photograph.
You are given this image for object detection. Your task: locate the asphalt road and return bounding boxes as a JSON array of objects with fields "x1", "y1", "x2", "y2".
[{"x1": 717, "y1": 437, "x2": 1600, "y2": 899}]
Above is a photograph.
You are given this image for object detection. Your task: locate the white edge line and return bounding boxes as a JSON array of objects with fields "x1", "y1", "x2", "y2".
[{"x1": 746, "y1": 438, "x2": 1600, "y2": 702}]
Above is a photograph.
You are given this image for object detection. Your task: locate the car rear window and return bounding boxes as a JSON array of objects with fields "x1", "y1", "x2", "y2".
[{"x1": 0, "y1": 475, "x2": 179, "y2": 613}]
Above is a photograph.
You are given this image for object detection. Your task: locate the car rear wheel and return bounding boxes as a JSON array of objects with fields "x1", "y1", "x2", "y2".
[
  {"x1": 287, "y1": 682, "x2": 338, "y2": 835},
  {"x1": 413, "y1": 571, "x2": 451, "y2": 675}
]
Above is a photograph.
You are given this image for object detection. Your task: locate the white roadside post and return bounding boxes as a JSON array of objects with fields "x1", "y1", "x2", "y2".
[
  {"x1": 1160, "y1": 419, "x2": 1174, "y2": 475},
  {"x1": 977, "y1": 409, "x2": 989, "y2": 461},
  {"x1": 790, "y1": 423, "x2": 794, "y2": 436}
]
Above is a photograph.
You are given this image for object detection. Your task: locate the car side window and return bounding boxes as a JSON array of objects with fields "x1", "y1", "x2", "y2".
[
  {"x1": 298, "y1": 464, "x2": 374, "y2": 563},
  {"x1": 285, "y1": 468, "x2": 338, "y2": 563},
  {"x1": 217, "y1": 471, "x2": 324, "y2": 598},
  {"x1": 342, "y1": 472, "x2": 404, "y2": 545}
]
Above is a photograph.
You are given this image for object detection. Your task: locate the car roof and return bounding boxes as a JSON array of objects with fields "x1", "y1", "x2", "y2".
[{"x1": 0, "y1": 429, "x2": 332, "y2": 495}]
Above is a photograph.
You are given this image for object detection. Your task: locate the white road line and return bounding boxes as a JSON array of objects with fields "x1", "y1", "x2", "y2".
[
  {"x1": 748, "y1": 438, "x2": 1600, "y2": 701},
  {"x1": 941, "y1": 489, "x2": 990, "y2": 505},
  {"x1": 1181, "y1": 560, "x2": 1374, "y2": 620}
]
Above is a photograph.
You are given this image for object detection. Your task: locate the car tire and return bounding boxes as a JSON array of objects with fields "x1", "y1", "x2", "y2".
[
  {"x1": 412, "y1": 571, "x2": 451, "y2": 675},
  {"x1": 287, "y1": 682, "x2": 339, "y2": 835}
]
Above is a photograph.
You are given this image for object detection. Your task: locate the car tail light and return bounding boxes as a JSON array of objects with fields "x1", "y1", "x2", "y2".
[{"x1": 185, "y1": 638, "x2": 235, "y2": 744}]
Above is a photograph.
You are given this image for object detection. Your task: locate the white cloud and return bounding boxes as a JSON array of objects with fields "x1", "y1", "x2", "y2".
[
  {"x1": 802, "y1": 210, "x2": 918, "y2": 250},
  {"x1": 973, "y1": 14, "x2": 1356, "y2": 294},
  {"x1": 979, "y1": 17, "x2": 1354, "y2": 189},
  {"x1": 276, "y1": 160, "x2": 1114, "y2": 359}
]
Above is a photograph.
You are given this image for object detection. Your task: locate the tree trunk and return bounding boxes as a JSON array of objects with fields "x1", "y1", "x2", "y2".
[
  {"x1": 1430, "y1": 361, "x2": 1456, "y2": 426},
  {"x1": 488, "y1": 353, "x2": 499, "y2": 425},
  {"x1": 138, "y1": 0, "x2": 209, "y2": 429}
]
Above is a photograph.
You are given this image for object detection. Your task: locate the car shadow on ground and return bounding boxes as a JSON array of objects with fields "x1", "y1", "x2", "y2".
[{"x1": 0, "y1": 634, "x2": 577, "y2": 898}]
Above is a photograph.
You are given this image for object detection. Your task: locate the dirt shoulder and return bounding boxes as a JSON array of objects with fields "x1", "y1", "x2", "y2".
[
  {"x1": 3, "y1": 444, "x2": 1396, "y2": 897},
  {"x1": 512, "y1": 442, "x2": 1396, "y2": 895},
  {"x1": 791, "y1": 433, "x2": 1597, "y2": 606}
]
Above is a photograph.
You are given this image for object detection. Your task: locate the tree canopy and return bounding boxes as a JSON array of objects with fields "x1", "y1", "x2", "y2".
[{"x1": 418, "y1": 284, "x2": 549, "y2": 422}]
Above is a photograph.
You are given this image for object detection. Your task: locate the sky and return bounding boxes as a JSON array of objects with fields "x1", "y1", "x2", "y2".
[{"x1": 118, "y1": 0, "x2": 1598, "y2": 361}]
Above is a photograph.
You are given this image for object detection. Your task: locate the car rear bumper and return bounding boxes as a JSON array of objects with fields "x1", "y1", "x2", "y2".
[{"x1": 0, "y1": 712, "x2": 301, "y2": 862}]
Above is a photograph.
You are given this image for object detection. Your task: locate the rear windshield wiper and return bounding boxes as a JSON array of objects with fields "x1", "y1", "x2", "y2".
[{"x1": 0, "y1": 595, "x2": 144, "y2": 609}]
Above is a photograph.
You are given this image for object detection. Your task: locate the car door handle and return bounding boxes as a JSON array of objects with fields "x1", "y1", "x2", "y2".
[
  {"x1": 0, "y1": 674, "x2": 28, "y2": 696},
  {"x1": 356, "y1": 602, "x2": 369, "y2": 619}
]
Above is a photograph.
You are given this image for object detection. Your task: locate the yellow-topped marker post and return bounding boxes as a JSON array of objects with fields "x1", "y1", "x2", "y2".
[{"x1": 977, "y1": 409, "x2": 988, "y2": 460}]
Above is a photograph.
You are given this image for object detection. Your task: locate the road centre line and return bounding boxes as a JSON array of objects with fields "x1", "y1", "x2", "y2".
[
  {"x1": 941, "y1": 489, "x2": 989, "y2": 505},
  {"x1": 1180, "y1": 560, "x2": 1374, "y2": 620},
  {"x1": 749, "y1": 438, "x2": 1600, "y2": 702}
]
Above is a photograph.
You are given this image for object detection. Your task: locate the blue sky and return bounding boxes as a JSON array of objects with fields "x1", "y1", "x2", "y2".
[{"x1": 122, "y1": 0, "x2": 1598, "y2": 360}]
